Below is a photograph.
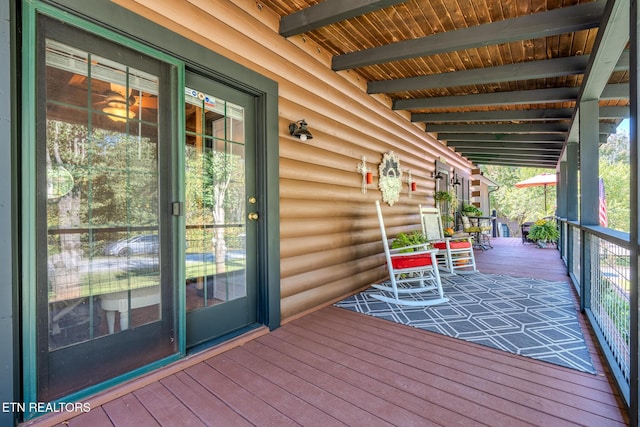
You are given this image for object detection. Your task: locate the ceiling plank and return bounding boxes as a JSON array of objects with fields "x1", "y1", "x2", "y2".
[
  {"x1": 332, "y1": 0, "x2": 605, "y2": 70},
  {"x1": 279, "y1": 0, "x2": 407, "y2": 37}
]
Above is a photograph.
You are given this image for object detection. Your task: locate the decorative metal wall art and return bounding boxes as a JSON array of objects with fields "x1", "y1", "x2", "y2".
[{"x1": 378, "y1": 151, "x2": 403, "y2": 206}]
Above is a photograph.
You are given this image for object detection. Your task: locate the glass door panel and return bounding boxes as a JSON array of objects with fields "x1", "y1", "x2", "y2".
[
  {"x1": 184, "y1": 74, "x2": 257, "y2": 348},
  {"x1": 36, "y1": 18, "x2": 176, "y2": 402}
]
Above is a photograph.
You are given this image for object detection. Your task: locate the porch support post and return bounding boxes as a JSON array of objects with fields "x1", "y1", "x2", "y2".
[
  {"x1": 566, "y1": 142, "x2": 579, "y2": 281},
  {"x1": 557, "y1": 162, "x2": 567, "y2": 258},
  {"x1": 579, "y1": 99, "x2": 599, "y2": 311},
  {"x1": 629, "y1": 0, "x2": 639, "y2": 422},
  {"x1": 557, "y1": 162, "x2": 567, "y2": 219}
]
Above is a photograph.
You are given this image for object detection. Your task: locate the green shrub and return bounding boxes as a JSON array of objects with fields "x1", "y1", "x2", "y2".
[
  {"x1": 527, "y1": 219, "x2": 559, "y2": 243},
  {"x1": 391, "y1": 231, "x2": 430, "y2": 252}
]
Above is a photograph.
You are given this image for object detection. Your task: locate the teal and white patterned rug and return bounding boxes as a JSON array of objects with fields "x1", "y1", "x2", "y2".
[{"x1": 336, "y1": 273, "x2": 596, "y2": 374}]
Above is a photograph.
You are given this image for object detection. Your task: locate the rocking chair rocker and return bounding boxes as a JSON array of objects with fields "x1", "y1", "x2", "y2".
[
  {"x1": 419, "y1": 205, "x2": 477, "y2": 275},
  {"x1": 371, "y1": 200, "x2": 449, "y2": 306}
]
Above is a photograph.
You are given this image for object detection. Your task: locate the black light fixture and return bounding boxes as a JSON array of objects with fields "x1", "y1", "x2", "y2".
[
  {"x1": 289, "y1": 119, "x2": 313, "y2": 141},
  {"x1": 451, "y1": 175, "x2": 461, "y2": 186},
  {"x1": 431, "y1": 171, "x2": 443, "y2": 180}
]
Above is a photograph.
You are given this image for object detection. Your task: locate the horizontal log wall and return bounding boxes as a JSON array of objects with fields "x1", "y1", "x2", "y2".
[{"x1": 116, "y1": 0, "x2": 473, "y2": 320}]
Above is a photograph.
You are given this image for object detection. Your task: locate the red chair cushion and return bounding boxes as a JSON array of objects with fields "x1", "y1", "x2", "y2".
[
  {"x1": 391, "y1": 253, "x2": 433, "y2": 269},
  {"x1": 450, "y1": 241, "x2": 473, "y2": 249},
  {"x1": 432, "y1": 241, "x2": 471, "y2": 250}
]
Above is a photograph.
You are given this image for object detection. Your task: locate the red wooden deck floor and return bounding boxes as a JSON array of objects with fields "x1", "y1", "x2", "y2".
[{"x1": 24, "y1": 238, "x2": 629, "y2": 426}]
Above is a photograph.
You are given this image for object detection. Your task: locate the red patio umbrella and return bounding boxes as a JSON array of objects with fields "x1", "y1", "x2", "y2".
[{"x1": 514, "y1": 173, "x2": 557, "y2": 212}]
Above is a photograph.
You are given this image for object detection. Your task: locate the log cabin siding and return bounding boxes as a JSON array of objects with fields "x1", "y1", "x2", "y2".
[{"x1": 114, "y1": 0, "x2": 473, "y2": 320}]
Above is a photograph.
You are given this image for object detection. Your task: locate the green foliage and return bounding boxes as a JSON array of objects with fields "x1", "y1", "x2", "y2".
[
  {"x1": 482, "y1": 165, "x2": 555, "y2": 223},
  {"x1": 434, "y1": 190, "x2": 452, "y2": 202},
  {"x1": 461, "y1": 203, "x2": 483, "y2": 216},
  {"x1": 46, "y1": 120, "x2": 159, "y2": 229},
  {"x1": 527, "y1": 219, "x2": 559, "y2": 243},
  {"x1": 480, "y1": 129, "x2": 630, "y2": 234},
  {"x1": 391, "y1": 231, "x2": 430, "y2": 252},
  {"x1": 599, "y1": 135, "x2": 630, "y2": 233}
]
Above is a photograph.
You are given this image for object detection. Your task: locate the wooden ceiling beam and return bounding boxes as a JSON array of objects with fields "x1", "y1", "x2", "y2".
[
  {"x1": 369, "y1": 56, "x2": 587, "y2": 94},
  {"x1": 565, "y1": 0, "x2": 630, "y2": 144},
  {"x1": 413, "y1": 109, "x2": 574, "y2": 123},
  {"x1": 429, "y1": 123, "x2": 570, "y2": 134},
  {"x1": 369, "y1": 51, "x2": 627, "y2": 94},
  {"x1": 279, "y1": 0, "x2": 407, "y2": 37},
  {"x1": 415, "y1": 106, "x2": 628, "y2": 123},
  {"x1": 431, "y1": 122, "x2": 615, "y2": 135},
  {"x1": 436, "y1": 133, "x2": 565, "y2": 143},
  {"x1": 463, "y1": 156, "x2": 559, "y2": 167},
  {"x1": 332, "y1": 0, "x2": 605, "y2": 70},
  {"x1": 394, "y1": 83, "x2": 628, "y2": 110},
  {"x1": 446, "y1": 142, "x2": 564, "y2": 151},
  {"x1": 456, "y1": 148, "x2": 561, "y2": 157}
]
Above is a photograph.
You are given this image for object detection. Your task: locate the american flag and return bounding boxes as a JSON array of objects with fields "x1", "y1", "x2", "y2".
[{"x1": 599, "y1": 177, "x2": 608, "y2": 227}]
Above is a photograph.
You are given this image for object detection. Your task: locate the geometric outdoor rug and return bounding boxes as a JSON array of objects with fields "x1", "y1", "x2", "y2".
[{"x1": 335, "y1": 272, "x2": 596, "y2": 374}]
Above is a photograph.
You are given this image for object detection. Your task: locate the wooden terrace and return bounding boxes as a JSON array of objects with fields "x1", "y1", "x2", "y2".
[{"x1": 26, "y1": 238, "x2": 628, "y2": 426}]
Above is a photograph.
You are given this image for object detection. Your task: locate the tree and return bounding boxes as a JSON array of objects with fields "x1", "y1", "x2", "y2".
[
  {"x1": 185, "y1": 145, "x2": 244, "y2": 273},
  {"x1": 600, "y1": 131, "x2": 630, "y2": 232},
  {"x1": 481, "y1": 165, "x2": 555, "y2": 234}
]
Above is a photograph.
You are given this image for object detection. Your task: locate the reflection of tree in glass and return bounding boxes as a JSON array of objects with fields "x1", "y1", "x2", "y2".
[
  {"x1": 46, "y1": 119, "x2": 158, "y2": 291},
  {"x1": 185, "y1": 146, "x2": 244, "y2": 273}
]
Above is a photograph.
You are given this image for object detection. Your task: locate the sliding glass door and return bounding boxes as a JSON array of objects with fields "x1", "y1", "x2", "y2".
[{"x1": 35, "y1": 15, "x2": 178, "y2": 401}]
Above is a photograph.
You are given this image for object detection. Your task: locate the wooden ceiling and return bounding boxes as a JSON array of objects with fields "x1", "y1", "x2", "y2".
[{"x1": 260, "y1": 0, "x2": 630, "y2": 169}]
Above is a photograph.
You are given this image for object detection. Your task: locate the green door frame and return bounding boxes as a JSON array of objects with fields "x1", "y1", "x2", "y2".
[{"x1": 16, "y1": 0, "x2": 280, "y2": 420}]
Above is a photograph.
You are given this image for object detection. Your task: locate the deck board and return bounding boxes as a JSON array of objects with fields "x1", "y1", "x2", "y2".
[{"x1": 29, "y1": 238, "x2": 629, "y2": 427}]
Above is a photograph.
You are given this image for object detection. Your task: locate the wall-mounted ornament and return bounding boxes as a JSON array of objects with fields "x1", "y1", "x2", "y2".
[
  {"x1": 356, "y1": 156, "x2": 372, "y2": 194},
  {"x1": 378, "y1": 151, "x2": 403, "y2": 206},
  {"x1": 406, "y1": 169, "x2": 415, "y2": 198}
]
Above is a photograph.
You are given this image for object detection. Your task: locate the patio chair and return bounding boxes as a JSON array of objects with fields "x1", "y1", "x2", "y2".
[
  {"x1": 462, "y1": 215, "x2": 493, "y2": 250},
  {"x1": 419, "y1": 205, "x2": 477, "y2": 275},
  {"x1": 371, "y1": 200, "x2": 448, "y2": 306},
  {"x1": 521, "y1": 221, "x2": 534, "y2": 244}
]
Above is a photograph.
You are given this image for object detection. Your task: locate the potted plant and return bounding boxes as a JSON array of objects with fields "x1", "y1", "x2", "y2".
[
  {"x1": 461, "y1": 203, "x2": 483, "y2": 217},
  {"x1": 527, "y1": 219, "x2": 559, "y2": 248},
  {"x1": 391, "y1": 231, "x2": 431, "y2": 252},
  {"x1": 434, "y1": 190, "x2": 452, "y2": 203}
]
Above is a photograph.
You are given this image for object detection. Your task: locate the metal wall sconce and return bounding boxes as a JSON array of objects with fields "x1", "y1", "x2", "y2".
[
  {"x1": 406, "y1": 169, "x2": 416, "y2": 198},
  {"x1": 431, "y1": 171, "x2": 443, "y2": 180},
  {"x1": 357, "y1": 156, "x2": 373, "y2": 194},
  {"x1": 451, "y1": 175, "x2": 461, "y2": 186},
  {"x1": 289, "y1": 119, "x2": 313, "y2": 141}
]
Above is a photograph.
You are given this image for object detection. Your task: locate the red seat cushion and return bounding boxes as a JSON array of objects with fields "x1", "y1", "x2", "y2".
[
  {"x1": 432, "y1": 241, "x2": 471, "y2": 250},
  {"x1": 391, "y1": 253, "x2": 433, "y2": 269}
]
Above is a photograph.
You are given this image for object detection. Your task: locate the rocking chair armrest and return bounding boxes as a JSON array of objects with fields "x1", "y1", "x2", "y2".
[{"x1": 389, "y1": 246, "x2": 437, "y2": 256}]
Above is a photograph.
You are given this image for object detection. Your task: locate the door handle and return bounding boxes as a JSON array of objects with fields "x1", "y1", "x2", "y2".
[{"x1": 248, "y1": 212, "x2": 259, "y2": 221}]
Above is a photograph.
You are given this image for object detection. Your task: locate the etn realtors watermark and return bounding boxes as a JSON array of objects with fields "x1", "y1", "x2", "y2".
[{"x1": 2, "y1": 401, "x2": 91, "y2": 413}]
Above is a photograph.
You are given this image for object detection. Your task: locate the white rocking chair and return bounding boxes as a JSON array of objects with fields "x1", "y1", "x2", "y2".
[
  {"x1": 419, "y1": 205, "x2": 477, "y2": 275},
  {"x1": 371, "y1": 200, "x2": 448, "y2": 306}
]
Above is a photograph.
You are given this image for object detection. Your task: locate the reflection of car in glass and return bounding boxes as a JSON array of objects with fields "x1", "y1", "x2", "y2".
[{"x1": 104, "y1": 234, "x2": 159, "y2": 256}]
